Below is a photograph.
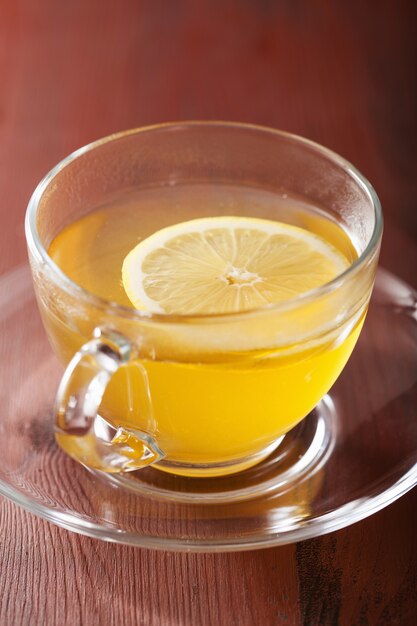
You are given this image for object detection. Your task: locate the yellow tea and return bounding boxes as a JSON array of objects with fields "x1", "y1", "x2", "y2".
[{"x1": 46, "y1": 183, "x2": 362, "y2": 476}]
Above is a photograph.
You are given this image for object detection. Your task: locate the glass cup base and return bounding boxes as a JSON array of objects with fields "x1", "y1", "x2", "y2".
[
  {"x1": 151, "y1": 438, "x2": 285, "y2": 479},
  {"x1": 99, "y1": 398, "x2": 335, "y2": 504}
]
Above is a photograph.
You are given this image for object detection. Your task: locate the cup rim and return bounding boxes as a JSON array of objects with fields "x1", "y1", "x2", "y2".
[{"x1": 25, "y1": 121, "x2": 383, "y2": 324}]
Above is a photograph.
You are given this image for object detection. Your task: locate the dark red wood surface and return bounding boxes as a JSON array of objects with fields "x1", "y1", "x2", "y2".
[{"x1": 0, "y1": 1, "x2": 416, "y2": 624}]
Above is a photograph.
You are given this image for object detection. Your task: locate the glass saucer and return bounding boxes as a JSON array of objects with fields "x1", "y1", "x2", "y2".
[{"x1": 0, "y1": 265, "x2": 416, "y2": 552}]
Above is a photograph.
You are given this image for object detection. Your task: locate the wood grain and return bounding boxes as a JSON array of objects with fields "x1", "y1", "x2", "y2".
[{"x1": 0, "y1": 1, "x2": 416, "y2": 624}]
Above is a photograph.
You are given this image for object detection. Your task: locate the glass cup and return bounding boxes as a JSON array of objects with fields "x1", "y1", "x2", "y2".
[{"x1": 25, "y1": 122, "x2": 382, "y2": 478}]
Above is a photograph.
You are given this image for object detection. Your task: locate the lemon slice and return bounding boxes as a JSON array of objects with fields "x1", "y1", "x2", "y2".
[{"x1": 122, "y1": 216, "x2": 349, "y2": 314}]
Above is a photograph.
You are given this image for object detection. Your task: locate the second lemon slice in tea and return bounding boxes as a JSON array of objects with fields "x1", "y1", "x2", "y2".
[{"x1": 122, "y1": 216, "x2": 349, "y2": 315}]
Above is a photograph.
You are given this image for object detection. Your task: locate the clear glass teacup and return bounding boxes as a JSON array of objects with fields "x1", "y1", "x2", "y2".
[{"x1": 25, "y1": 122, "x2": 382, "y2": 478}]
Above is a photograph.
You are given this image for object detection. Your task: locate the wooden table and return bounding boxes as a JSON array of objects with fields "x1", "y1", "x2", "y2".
[{"x1": 1, "y1": 2, "x2": 416, "y2": 624}]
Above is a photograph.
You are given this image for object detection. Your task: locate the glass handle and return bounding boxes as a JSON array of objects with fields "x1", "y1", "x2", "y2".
[{"x1": 54, "y1": 328, "x2": 164, "y2": 473}]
